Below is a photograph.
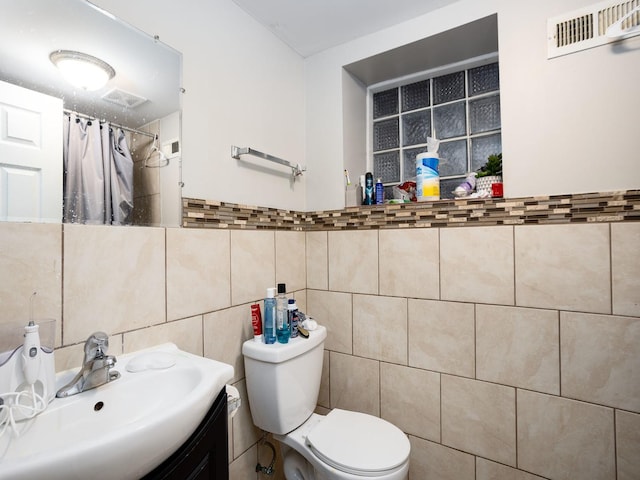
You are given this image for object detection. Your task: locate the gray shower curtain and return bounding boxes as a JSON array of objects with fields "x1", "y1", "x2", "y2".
[{"x1": 63, "y1": 114, "x2": 134, "y2": 225}]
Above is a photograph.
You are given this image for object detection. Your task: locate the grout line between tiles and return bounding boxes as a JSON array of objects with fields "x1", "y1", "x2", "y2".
[
  {"x1": 557, "y1": 310, "x2": 562, "y2": 399},
  {"x1": 164, "y1": 228, "x2": 168, "y2": 326},
  {"x1": 473, "y1": 303, "x2": 477, "y2": 381},
  {"x1": 512, "y1": 225, "x2": 517, "y2": 307},
  {"x1": 60, "y1": 224, "x2": 65, "y2": 347},
  {"x1": 437, "y1": 227, "x2": 442, "y2": 301},
  {"x1": 613, "y1": 409, "x2": 618, "y2": 480},
  {"x1": 609, "y1": 223, "x2": 614, "y2": 316},
  {"x1": 515, "y1": 388, "x2": 519, "y2": 470}
]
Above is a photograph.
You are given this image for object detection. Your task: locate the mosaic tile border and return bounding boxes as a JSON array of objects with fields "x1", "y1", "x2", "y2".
[{"x1": 183, "y1": 190, "x2": 640, "y2": 231}]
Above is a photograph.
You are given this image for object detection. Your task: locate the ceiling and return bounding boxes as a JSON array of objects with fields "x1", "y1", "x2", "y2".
[{"x1": 231, "y1": 0, "x2": 463, "y2": 57}]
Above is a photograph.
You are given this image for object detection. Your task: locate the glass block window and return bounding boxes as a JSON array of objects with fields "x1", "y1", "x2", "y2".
[
  {"x1": 370, "y1": 60, "x2": 501, "y2": 199},
  {"x1": 468, "y1": 63, "x2": 500, "y2": 96},
  {"x1": 402, "y1": 110, "x2": 430, "y2": 146},
  {"x1": 471, "y1": 134, "x2": 502, "y2": 171},
  {"x1": 373, "y1": 88, "x2": 399, "y2": 119},
  {"x1": 433, "y1": 101, "x2": 466, "y2": 139},
  {"x1": 433, "y1": 71, "x2": 465, "y2": 105},
  {"x1": 469, "y1": 95, "x2": 501, "y2": 134},
  {"x1": 402, "y1": 80, "x2": 430, "y2": 111},
  {"x1": 438, "y1": 140, "x2": 468, "y2": 177},
  {"x1": 373, "y1": 151, "x2": 400, "y2": 183},
  {"x1": 402, "y1": 146, "x2": 426, "y2": 182},
  {"x1": 373, "y1": 117, "x2": 399, "y2": 151}
]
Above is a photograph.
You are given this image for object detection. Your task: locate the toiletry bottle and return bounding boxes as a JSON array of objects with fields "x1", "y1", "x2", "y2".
[
  {"x1": 276, "y1": 283, "x2": 290, "y2": 344},
  {"x1": 288, "y1": 298, "x2": 299, "y2": 339},
  {"x1": 250, "y1": 304, "x2": 263, "y2": 343},
  {"x1": 363, "y1": 172, "x2": 374, "y2": 205},
  {"x1": 375, "y1": 178, "x2": 384, "y2": 204},
  {"x1": 263, "y1": 288, "x2": 277, "y2": 344}
]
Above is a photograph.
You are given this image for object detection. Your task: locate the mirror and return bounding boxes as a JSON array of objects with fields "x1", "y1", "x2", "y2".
[{"x1": 0, "y1": 0, "x2": 182, "y2": 226}]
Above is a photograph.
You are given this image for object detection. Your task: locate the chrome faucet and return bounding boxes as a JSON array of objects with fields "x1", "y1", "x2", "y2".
[{"x1": 56, "y1": 332, "x2": 120, "y2": 398}]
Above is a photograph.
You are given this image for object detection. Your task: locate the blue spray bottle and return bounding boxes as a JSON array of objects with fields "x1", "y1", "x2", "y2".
[
  {"x1": 263, "y1": 287, "x2": 276, "y2": 344},
  {"x1": 276, "y1": 283, "x2": 290, "y2": 344}
]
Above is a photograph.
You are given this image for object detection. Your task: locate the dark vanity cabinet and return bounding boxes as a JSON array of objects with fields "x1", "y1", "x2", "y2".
[{"x1": 144, "y1": 387, "x2": 228, "y2": 480}]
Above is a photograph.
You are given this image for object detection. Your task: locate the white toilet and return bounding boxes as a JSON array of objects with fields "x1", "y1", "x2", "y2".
[{"x1": 242, "y1": 325, "x2": 410, "y2": 480}]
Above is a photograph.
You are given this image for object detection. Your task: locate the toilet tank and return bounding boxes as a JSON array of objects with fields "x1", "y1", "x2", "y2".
[{"x1": 242, "y1": 325, "x2": 327, "y2": 435}]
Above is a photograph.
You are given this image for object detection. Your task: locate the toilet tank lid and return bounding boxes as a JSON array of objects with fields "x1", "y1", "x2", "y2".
[{"x1": 242, "y1": 325, "x2": 326, "y2": 363}]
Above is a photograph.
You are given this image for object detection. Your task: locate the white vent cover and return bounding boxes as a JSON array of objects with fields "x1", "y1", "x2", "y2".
[
  {"x1": 101, "y1": 88, "x2": 148, "y2": 109},
  {"x1": 548, "y1": 0, "x2": 640, "y2": 58}
]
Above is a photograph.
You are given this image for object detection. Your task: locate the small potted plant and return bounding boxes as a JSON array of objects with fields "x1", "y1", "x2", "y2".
[{"x1": 475, "y1": 153, "x2": 502, "y2": 194}]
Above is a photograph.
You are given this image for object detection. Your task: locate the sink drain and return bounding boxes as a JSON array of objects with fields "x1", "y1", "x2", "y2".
[{"x1": 94, "y1": 401, "x2": 104, "y2": 411}]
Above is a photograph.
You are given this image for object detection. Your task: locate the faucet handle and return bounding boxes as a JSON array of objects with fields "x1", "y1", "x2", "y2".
[{"x1": 84, "y1": 331, "x2": 110, "y2": 362}]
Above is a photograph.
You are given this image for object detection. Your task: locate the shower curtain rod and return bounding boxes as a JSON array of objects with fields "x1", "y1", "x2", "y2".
[{"x1": 63, "y1": 110, "x2": 155, "y2": 138}]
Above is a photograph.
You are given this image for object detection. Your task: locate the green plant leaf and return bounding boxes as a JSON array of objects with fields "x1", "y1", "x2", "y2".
[{"x1": 476, "y1": 153, "x2": 502, "y2": 178}]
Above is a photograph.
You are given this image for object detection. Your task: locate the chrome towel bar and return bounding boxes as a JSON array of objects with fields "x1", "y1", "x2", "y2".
[{"x1": 231, "y1": 146, "x2": 306, "y2": 179}]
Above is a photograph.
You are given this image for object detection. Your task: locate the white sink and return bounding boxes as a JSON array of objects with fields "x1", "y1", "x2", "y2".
[{"x1": 0, "y1": 343, "x2": 234, "y2": 480}]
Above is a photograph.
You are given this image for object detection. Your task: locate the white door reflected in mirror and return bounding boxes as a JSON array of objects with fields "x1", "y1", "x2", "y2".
[{"x1": 0, "y1": 81, "x2": 62, "y2": 223}]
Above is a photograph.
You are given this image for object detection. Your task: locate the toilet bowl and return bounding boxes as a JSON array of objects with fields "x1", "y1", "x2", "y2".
[
  {"x1": 242, "y1": 325, "x2": 410, "y2": 480},
  {"x1": 278, "y1": 411, "x2": 409, "y2": 480}
]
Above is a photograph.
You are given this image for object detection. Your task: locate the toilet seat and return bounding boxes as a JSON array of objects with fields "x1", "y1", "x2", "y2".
[{"x1": 305, "y1": 409, "x2": 410, "y2": 477}]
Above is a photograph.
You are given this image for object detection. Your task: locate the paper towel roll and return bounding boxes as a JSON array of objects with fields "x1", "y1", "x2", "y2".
[{"x1": 226, "y1": 384, "x2": 241, "y2": 419}]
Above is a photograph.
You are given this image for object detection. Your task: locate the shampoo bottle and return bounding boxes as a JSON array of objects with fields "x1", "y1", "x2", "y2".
[
  {"x1": 263, "y1": 287, "x2": 276, "y2": 344},
  {"x1": 276, "y1": 283, "x2": 290, "y2": 344}
]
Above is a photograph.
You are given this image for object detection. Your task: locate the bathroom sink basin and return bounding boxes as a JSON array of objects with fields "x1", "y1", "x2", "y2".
[{"x1": 0, "y1": 343, "x2": 234, "y2": 480}]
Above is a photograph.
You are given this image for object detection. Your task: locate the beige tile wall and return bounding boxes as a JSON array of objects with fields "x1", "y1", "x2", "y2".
[
  {"x1": 515, "y1": 224, "x2": 611, "y2": 313},
  {"x1": 0, "y1": 223, "x2": 304, "y2": 480},
  {"x1": 309, "y1": 223, "x2": 640, "y2": 480},
  {"x1": 1, "y1": 219, "x2": 639, "y2": 480},
  {"x1": 0, "y1": 223, "x2": 62, "y2": 347},
  {"x1": 63, "y1": 224, "x2": 166, "y2": 344}
]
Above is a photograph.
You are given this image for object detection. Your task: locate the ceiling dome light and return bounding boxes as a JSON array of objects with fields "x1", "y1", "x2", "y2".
[{"x1": 50, "y1": 50, "x2": 115, "y2": 91}]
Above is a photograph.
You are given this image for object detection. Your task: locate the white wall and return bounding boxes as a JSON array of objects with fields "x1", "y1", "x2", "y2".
[
  {"x1": 304, "y1": 0, "x2": 640, "y2": 210},
  {"x1": 96, "y1": 0, "x2": 640, "y2": 213},
  {"x1": 498, "y1": 0, "x2": 640, "y2": 198},
  {"x1": 342, "y1": 71, "x2": 367, "y2": 196},
  {"x1": 95, "y1": 0, "x2": 307, "y2": 211}
]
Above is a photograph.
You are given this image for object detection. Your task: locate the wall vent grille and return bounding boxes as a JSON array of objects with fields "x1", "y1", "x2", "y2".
[
  {"x1": 555, "y1": 13, "x2": 594, "y2": 47},
  {"x1": 548, "y1": 0, "x2": 640, "y2": 58}
]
